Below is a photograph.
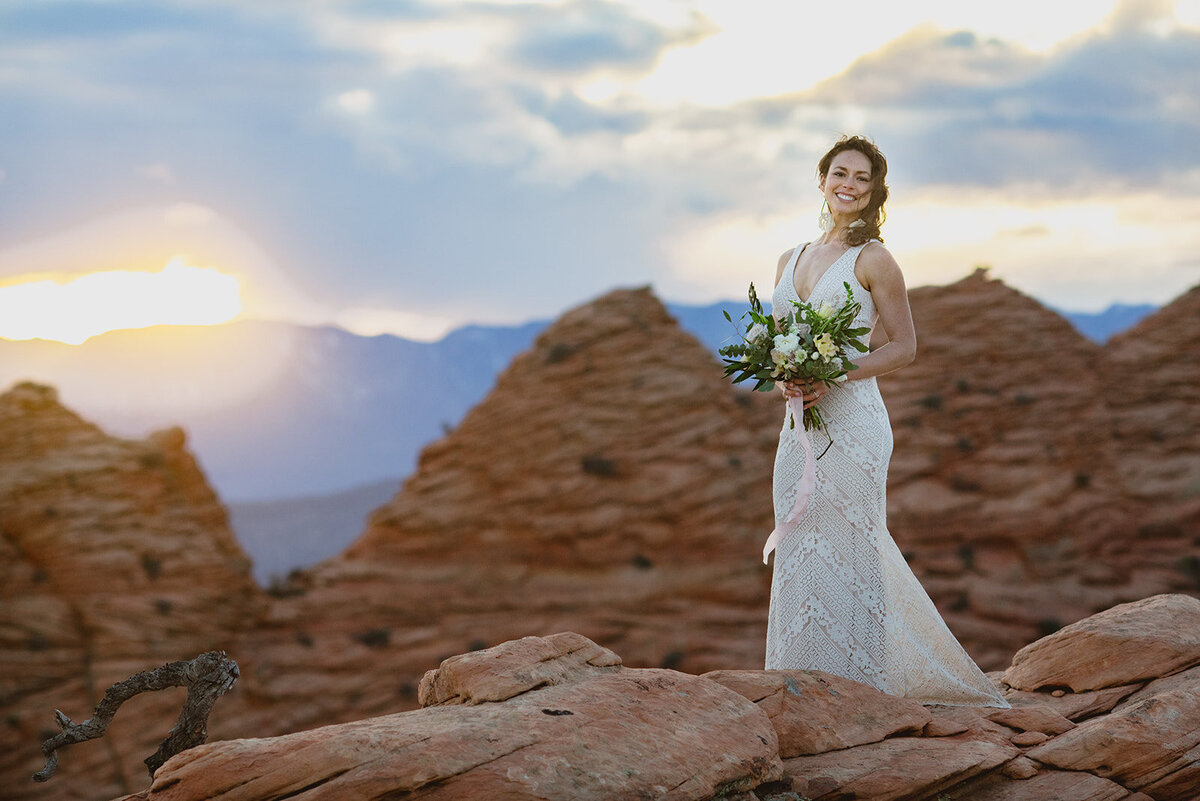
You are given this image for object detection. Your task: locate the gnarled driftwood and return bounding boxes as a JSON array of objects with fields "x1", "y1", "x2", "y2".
[{"x1": 33, "y1": 650, "x2": 239, "y2": 782}]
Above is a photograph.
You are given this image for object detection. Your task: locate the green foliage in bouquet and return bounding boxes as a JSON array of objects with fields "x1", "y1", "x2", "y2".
[{"x1": 719, "y1": 281, "x2": 872, "y2": 434}]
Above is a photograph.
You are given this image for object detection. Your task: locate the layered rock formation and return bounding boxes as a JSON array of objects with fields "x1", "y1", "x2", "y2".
[
  {"x1": 878, "y1": 270, "x2": 1200, "y2": 668},
  {"x1": 5, "y1": 273, "x2": 1200, "y2": 801},
  {"x1": 0, "y1": 383, "x2": 267, "y2": 800},
  {"x1": 114, "y1": 594, "x2": 1200, "y2": 801},
  {"x1": 290, "y1": 286, "x2": 782, "y2": 685},
  {"x1": 312, "y1": 273, "x2": 1200, "y2": 679},
  {"x1": 1103, "y1": 283, "x2": 1200, "y2": 500}
]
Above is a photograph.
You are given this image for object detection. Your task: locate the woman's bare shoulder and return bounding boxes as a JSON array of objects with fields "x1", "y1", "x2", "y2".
[
  {"x1": 859, "y1": 240, "x2": 898, "y2": 265},
  {"x1": 858, "y1": 241, "x2": 903, "y2": 276}
]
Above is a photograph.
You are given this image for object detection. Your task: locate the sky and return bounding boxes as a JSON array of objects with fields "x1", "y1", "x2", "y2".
[{"x1": 1, "y1": 0, "x2": 1199, "y2": 342}]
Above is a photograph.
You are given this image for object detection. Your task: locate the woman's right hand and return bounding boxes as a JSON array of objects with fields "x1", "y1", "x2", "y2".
[
  {"x1": 780, "y1": 379, "x2": 829, "y2": 409},
  {"x1": 779, "y1": 379, "x2": 805, "y2": 400}
]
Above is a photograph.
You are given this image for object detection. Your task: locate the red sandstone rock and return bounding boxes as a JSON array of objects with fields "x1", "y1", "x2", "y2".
[
  {"x1": 1004, "y1": 594, "x2": 1200, "y2": 691},
  {"x1": 86, "y1": 602, "x2": 1200, "y2": 801},
  {"x1": 1115, "y1": 664, "x2": 1200, "y2": 709},
  {"x1": 1001, "y1": 754, "x2": 1041, "y2": 778},
  {"x1": 1027, "y1": 674, "x2": 1200, "y2": 800},
  {"x1": 1010, "y1": 731, "x2": 1049, "y2": 747},
  {"x1": 702, "y1": 669, "x2": 930, "y2": 757},
  {"x1": 1004, "y1": 682, "x2": 1142, "y2": 721},
  {"x1": 922, "y1": 717, "x2": 969, "y2": 737},
  {"x1": 0, "y1": 383, "x2": 266, "y2": 801},
  {"x1": 8, "y1": 274, "x2": 1200, "y2": 800},
  {"x1": 915, "y1": 705, "x2": 1018, "y2": 748},
  {"x1": 961, "y1": 768, "x2": 1139, "y2": 801},
  {"x1": 1103, "y1": 284, "x2": 1200, "y2": 499},
  {"x1": 418, "y1": 632, "x2": 621, "y2": 706},
  {"x1": 138, "y1": 666, "x2": 781, "y2": 801},
  {"x1": 781, "y1": 735, "x2": 1019, "y2": 801},
  {"x1": 986, "y1": 704, "x2": 1076, "y2": 735}
]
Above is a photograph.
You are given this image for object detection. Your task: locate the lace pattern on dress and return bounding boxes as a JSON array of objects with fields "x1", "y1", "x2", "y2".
[{"x1": 765, "y1": 242, "x2": 1008, "y2": 707}]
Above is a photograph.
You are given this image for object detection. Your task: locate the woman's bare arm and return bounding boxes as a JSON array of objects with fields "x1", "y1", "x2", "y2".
[{"x1": 845, "y1": 244, "x2": 916, "y2": 382}]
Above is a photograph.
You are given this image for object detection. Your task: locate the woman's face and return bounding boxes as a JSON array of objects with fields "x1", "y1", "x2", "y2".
[{"x1": 820, "y1": 149, "x2": 874, "y2": 218}]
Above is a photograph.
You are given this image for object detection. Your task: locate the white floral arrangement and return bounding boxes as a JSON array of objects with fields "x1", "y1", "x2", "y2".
[{"x1": 720, "y1": 282, "x2": 871, "y2": 436}]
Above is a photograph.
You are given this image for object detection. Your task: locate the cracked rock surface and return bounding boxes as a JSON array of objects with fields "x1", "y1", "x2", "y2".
[{"x1": 113, "y1": 596, "x2": 1200, "y2": 801}]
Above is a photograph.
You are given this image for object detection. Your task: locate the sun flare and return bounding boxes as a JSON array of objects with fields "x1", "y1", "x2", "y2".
[{"x1": 0, "y1": 259, "x2": 242, "y2": 345}]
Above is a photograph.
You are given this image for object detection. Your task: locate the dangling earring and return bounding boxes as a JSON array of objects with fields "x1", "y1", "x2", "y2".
[{"x1": 818, "y1": 200, "x2": 833, "y2": 233}]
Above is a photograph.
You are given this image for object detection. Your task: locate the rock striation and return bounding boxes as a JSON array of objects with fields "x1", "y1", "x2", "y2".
[
  {"x1": 113, "y1": 594, "x2": 1200, "y2": 801},
  {"x1": 5, "y1": 273, "x2": 1200, "y2": 801},
  {"x1": 0, "y1": 383, "x2": 267, "y2": 800},
  {"x1": 293, "y1": 286, "x2": 782, "y2": 685},
  {"x1": 876, "y1": 270, "x2": 1200, "y2": 669}
]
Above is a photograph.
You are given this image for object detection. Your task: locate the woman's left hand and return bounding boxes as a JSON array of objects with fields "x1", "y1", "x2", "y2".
[{"x1": 781, "y1": 379, "x2": 829, "y2": 409}]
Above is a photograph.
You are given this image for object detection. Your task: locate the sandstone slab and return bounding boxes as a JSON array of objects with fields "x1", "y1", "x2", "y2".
[
  {"x1": 986, "y1": 703, "x2": 1075, "y2": 735},
  {"x1": 1004, "y1": 682, "x2": 1141, "y2": 721},
  {"x1": 959, "y1": 768, "x2": 1140, "y2": 801},
  {"x1": 1028, "y1": 682, "x2": 1200, "y2": 800},
  {"x1": 1002, "y1": 755, "x2": 1040, "y2": 778},
  {"x1": 703, "y1": 669, "x2": 930, "y2": 758},
  {"x1": 1004, "y1": 594, "x2": 1200, "y2": 691},
  {"x1": 917, "y1": 704, "x2": 1018, "y2": 747},
  {"x1": 142, "y1": 667, "x2": 780, "y2": 801},
  {"x1": 1010, "y1": 731, "x2": 1049, "y2": 747},
  {"x1": 923, "y1": 717, "x2": 969, "y2": 737},
  {"x1": 780, "y1": 735, "x2": 1018, "y2": 801},
  {"x1": 418, "y1": 631, "x2": 622, "y2": 706}
]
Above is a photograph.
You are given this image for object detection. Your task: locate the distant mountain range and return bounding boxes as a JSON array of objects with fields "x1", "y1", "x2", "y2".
[
  {"x1": 0, "y1": 295, "x2": 1154, "y2": 506},
  {"x1": 0, "y1": 292, "x2": 1160, "y2": 582}
]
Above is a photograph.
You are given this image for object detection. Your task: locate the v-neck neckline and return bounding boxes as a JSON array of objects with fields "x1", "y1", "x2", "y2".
[{"x1": 793, "y1": 243, "x2": 852, "y2": 304}]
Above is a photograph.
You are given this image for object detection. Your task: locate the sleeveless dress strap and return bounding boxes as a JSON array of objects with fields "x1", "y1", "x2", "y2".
[{"x1": 785, "y1": 242, "x2": 808, "y2": 283}]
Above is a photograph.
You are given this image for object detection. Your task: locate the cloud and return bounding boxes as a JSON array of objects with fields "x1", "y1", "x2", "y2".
[
  {"x1": 795, "y1": 22, "x2": 1200, "y2": 191},
  {"x1": 0, "y1": 1, "x2": 202, "y2": 40},
  {"x1": 505, "y1": 0, "x2": 710, "y2": 74},
  {"x1": 514, "y1": 88, "x2": 648, "y2": 135},
  {"x1": 1, "y1": 0, "x2": 1197, "y2": 338},
  {"x1": 337, "y1": 88, "x2": 375, "y2": 114}
]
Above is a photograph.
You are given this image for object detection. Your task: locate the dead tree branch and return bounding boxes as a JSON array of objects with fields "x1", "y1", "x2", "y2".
[{"x1": 33, "y1": 650, "x2": 239, "y2": 782}]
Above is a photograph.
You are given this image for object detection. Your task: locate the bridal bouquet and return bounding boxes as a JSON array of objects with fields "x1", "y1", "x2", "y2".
[{"x1": 719, "y1": 282, "x2": 871, "y2": 435}]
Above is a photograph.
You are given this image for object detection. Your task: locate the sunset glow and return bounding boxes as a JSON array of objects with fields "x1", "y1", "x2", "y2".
[{"x1": 0, "y1": 259, "x2": 242, "y2": 345}]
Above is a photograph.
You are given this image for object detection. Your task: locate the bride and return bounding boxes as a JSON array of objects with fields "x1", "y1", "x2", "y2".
[{"x1": 764, "y1": 135, "x2": 1008, "y2": 707}]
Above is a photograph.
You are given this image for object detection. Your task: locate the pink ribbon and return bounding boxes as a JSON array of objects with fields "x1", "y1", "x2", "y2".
[{"x1": 763, "y1": 395, "x2": 816, "y2": 565}]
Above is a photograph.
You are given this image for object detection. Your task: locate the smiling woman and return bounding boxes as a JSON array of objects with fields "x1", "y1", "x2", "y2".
[{"x1": 0, "y1": 258, "x2": 242, "y2": 345}]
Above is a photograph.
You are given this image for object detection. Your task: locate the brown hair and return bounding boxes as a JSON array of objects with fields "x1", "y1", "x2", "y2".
[{"x1": 817, "y1": 135, "x2": 889, "y2": 247}]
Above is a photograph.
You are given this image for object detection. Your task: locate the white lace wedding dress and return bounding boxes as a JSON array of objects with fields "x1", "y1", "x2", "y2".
[{"x1": 765, "y1": 241, "x2": 1008, "y2": 707}]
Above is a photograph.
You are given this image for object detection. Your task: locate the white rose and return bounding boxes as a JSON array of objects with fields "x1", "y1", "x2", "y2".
[{"x1": 773, "y1": 332, "x2": 802, "y2": 356}]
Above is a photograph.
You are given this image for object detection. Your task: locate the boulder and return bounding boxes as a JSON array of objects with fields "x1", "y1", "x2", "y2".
[
  {"x1": 702, "y1": 669, "x2": 930, "y2": 757},
  {"x1": 1003, "y1": 682, "x2": 1142, "y2": 721},
  {"x1": 923, "y1": 716, "x2": 969, "y2": 737},
  {"x1": 986, "y1": 704, "x2": 1075, "y2": 735},
  {"x1": 1027, "y1": 675, "x2": 1200, "y2": 800},
  {"x1": 957, "y1": 768, "x2": 1141, "y2": 801},
  {"x1": 418, "y1": 632, "x2": 622, "y2": 706},
  {"x1": 141, "y1": 667, "x2": 781, "y2": 801},
  {"x1": 780, "y1": 736, "x2": 1018, "y2": 801},
  {"x1": 1001, "y1": 755, "x2": 1040, "y2": 778},
  {"x1": 1003, "y1": 594, "x2": 1200, "y2": 691}
]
